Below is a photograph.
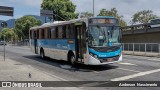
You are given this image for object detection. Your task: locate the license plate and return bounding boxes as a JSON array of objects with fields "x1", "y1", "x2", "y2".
[{"x1": 107, "y1": 58, "x2": 114, "y2": 62}]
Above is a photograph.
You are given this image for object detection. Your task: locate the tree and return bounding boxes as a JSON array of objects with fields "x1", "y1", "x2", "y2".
[
  {"x1": 80, "y1": 12, "x2": 93, "y2": 18},
  {"x1": 0, "y1": 28, "x2": 17, "y2": 42},
  {"x1": 98, "y1": 8, "x2": 127, "y2": 27},
  {"x1": 41, "y1": 0, "x2": 78, "y2": 21},
  {"x1": 15, "y1": 16, "x2": 41, "y2": 40},
  {"x1": 132, "y1": 10, "x2": 158, "y2": 24}
]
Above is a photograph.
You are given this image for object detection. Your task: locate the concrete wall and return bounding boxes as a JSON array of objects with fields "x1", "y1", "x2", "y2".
[{"x1": 122, "y1": 32, "x2": 160, "y2": 43}]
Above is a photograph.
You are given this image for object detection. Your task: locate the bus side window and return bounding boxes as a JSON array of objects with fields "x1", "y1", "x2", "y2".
[
  {"x1": 44, "y1": 28, "x2": 49, "y2": 39},
  {"x1": 70, "y1": 24, "x2": 75, "y2": 38},
  {"x1": 30, "y1": 30, "x2": 32, "y2": 39},
  {"x1": 55, "y1": 27, "x2": 58, "y2": 39},
  {"x1": 58, "y1": 26, "x2": 63, "y2": 39},
  {"x1": 37, "y1": 30, "x2": 39, "y2": 39},
  {"x1": 51, "y1": 27, "x2": 56, "y2": 39},
  {"x1": 66, "y1": 25, "x2": 70, "y2": 39},
  {"x1": 32, "y1": 30, "x2": 34, "y2": 39},
  {"x1": 41, "y1": 29, "x2": 44, "y2": 39},
  {"x1": 38, "y1": 29, "x2": 41, "y2": 39},
  {"x1": 66, "y1": 24, "x2": 75, "y2": 39},
  {"x1": 34, "y1": 30, "x2": 37, "y2": 38},
  {"x1": 48, "y1": 28, "x2": 51, "y2": 39},
  {"x1": 62, "y1": 26, "x2": 66, "y2": 39}
]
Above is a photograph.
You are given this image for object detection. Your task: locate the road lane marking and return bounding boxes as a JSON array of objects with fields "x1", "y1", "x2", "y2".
[
  {"x1": 111, "y1": 68, "x2": 160, "y2": 81},
  {"x1": 118, "y1": 62, "x2": 137, "y2": 66},
  {"x1": 146, "y1": 58, "x2": 160, "y2": 62},
  {"x1": 125, "y1": 57, "x2": 160, "y2": 62},
  {"x1": 117, "y1": 68, "x2": 141, "y2": 73},
  {"x1": 92, "y1": 70, "x2": 99, "y2": 73},
  {"x1": 123, "y1": 56, "x2": 160, "y2": 62}
]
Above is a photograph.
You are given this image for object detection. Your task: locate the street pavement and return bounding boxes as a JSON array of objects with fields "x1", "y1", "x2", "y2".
[{"x1": 0, "y1": 45, "x2": 160, "y2": 90}]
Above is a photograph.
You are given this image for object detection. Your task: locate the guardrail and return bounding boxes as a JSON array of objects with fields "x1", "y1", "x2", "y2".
[
  {"x1": 122, "y1": 43, "x2": 160, "y2": 56},
  {"x1": 121, "y1": 23, "x2": 158, "y2": 31},
  {"x1": 9, "y1": 41, "x2": 29, "y2": 46},
  {"x1": 121, "y1": 23, "x2": 160, "y2": 35}
]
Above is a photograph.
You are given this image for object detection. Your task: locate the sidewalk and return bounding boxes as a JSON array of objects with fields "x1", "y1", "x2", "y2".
[
  {"x1": 123, "y1": 51, "x2": 160, "y2": 57},
  {"x1": 0, "y1": 56, "x2": 61, "y2": 81},
  {"x1": 0, "y1": 55, "x2": 82, "y2": 90},
  {"x1": 8, "y1": 44, "x2": 30, "y2": 48}
]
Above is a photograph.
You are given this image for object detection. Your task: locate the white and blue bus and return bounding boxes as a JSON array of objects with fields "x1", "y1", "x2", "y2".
[{"x1": 29, "y1": 16, "x2": 122, "y2": 65}]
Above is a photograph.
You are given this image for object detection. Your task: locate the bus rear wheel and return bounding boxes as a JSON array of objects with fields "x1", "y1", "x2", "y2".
[{"x1": 40, "y1": 49, "x2": 45, "y2": 59}]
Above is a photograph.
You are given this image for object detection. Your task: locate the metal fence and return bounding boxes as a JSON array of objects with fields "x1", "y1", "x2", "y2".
[
  {"x1": 122, "y1": 43, "x2": 160, "y2": 56},
  {"x1": 9, "y1": 40, "x2": 29, "y2": 46}
]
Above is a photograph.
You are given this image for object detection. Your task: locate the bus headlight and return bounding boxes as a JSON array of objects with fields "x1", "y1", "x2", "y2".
[
  {"x1": 89, "y1": 53, "x2": 93, "y2": 56},
  {"x1": 94, "y1": 55, "x2": 98, "y2": 59}
]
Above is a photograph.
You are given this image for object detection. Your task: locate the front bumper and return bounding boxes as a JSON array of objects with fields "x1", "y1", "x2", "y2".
[{"x1": 86, "y1": 54, "x2": 122, "y2": 65}]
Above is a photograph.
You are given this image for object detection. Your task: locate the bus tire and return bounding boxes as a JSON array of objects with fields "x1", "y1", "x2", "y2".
[
  {"x1": 40, "y1": 49, "x2": 45, "y2": 59},
  {"x1": 69, "y1": 55, "x2": 76, "y2": 65}
]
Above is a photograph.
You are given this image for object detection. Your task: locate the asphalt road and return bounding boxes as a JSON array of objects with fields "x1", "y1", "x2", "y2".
[{"x1": 0, "y1": 45, "x2": 160, "y2": 90}]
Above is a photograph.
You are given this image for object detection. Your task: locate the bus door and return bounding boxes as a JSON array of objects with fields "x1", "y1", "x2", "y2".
[
  {"x1": 75, "y1": 22, "x2": 87, "y2": 62},
  {"x1": 34, "y1": 30, "x2": 38, "y2": 54}
]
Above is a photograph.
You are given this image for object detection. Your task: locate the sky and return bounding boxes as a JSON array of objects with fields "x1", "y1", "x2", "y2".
[{"x1": 0, "y1": 0, "x2": 160, "y2": 24}]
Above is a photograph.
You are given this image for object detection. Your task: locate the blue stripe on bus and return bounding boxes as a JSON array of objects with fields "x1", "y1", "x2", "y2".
[
  {"x1": 89, "y1": 47, "x2": 122, "y2": 58},
  {"x1": 31, "y1": 39, "x2": 75, "y2": 51}
]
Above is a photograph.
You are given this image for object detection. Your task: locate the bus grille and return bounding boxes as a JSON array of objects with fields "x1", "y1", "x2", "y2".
[
  {"x1": 100, "y1": 55, "x2": 120, "y2": 63},
  {"x1": 91, "y1": 46, "x2": 120, "y2": 53}
]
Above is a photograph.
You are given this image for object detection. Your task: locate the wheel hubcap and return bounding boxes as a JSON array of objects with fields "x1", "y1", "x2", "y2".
[
  {"x1": 71, "y1": 56, "x2": 75, "y2": 64},
  {"x1": 41, "y1": 52, "x2": 44, "y2": 58}
]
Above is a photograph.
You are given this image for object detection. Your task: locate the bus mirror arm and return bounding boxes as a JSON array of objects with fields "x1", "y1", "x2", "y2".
[
  {"x1": 86, "y1": 29, "x2": 89, "y2": 42},
  {"x1": 86, "y1": 38, "x2": 88, "y2": 42}
]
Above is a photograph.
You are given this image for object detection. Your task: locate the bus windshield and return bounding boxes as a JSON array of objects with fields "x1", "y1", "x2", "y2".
[{"x1": 88, "y1": 26, "x2": 121, "y2": 47}]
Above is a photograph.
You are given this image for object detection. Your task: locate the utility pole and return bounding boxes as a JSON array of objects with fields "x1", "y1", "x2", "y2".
[
  {"x1": 4, "y1": 35, "x2": 5, "y2": 61},
  {"x1": 93, "y1": 0, "x2": 95, "y2": 17},
  {"x1": 0, "y1": 6, "x2": 14, "y2": 61},
  {"x1": 1, "y1": 22, "x2": 7, "y2": 61}
]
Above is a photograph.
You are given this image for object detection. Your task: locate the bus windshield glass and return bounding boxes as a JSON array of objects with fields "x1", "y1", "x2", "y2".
[{"x1": 88, "y1": 26, "x2": 121, "y2": 47}]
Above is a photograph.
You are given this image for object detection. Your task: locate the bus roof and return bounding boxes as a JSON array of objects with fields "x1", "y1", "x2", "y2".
[
  {"x1": 30, "y1": 16, "x2": 117, "y2": 30},
  {"x1": 92, "y1": 16, "x2": 115, "y2": 19},
  {"x1": 30, "y1": 18, "x2": 87, "y2": 30}
]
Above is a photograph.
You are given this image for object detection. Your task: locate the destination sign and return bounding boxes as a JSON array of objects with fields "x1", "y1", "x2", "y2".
[{"x1": 89, "y1": 18, "x2": 118, "y2": 24}]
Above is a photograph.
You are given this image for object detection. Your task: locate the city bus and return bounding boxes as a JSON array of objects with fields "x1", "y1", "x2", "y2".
[{"x1": 29, "y1": 16, "x2": 122, "y2": 65}]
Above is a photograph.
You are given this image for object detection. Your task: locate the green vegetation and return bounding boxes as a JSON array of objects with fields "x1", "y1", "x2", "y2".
[
  {"x1": 98, "y1": 8, "x2": 127, "y2": 27},
  {"x1": 0, "y1": 28, "x2": 18, "y2": 42},
  {"x1": 80, "y1": 12, "x2": 93, "y2": 18},
  {"x1": 41, "y1": 0, "x2": 78, "y2": 21},
  {"x1": 15, "y1": 16, "x2": 41, "y2": 40},
  {"x1": 1, "y1": 0, "x2": 160, "y2": 43},
  {"x1": 131, "y1": 10, "x2": 158, "y2": 24}
]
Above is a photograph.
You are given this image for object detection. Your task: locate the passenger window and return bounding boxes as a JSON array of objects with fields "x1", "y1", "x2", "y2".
[
  {"x1": 48, "y1": 28, "x2": 51, "y2": 39},
  {"x1": 41, "y1": 29, "x2": 44, "y2": 39},
  {"x1": 66, "y1": 25, "x2": 70, "y2": 39},
  {"x1": 66, "y1": 24, "x2": 75, "y2": 39},
  {"x1": 30, "y1": 30, "x2": 32, "y2": 39},
  {"x1": 62, "y1": 26, "x2": 66, "y2": 39},
  {"x1": 55, "y1": 27, "x2": 58, "y2": 38},
  {"x1": 37, "y1": 30, "x2": 39, "y2": 39},
  {"x1": 58, "y1": 26, "x2": 63, "y2": 39},
  {"x1": 70, "y1": 24, "x2": 75, "y2": 38},
  {"x1": 51, "y1": 27, "x2": 56, "y2": 39}
]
